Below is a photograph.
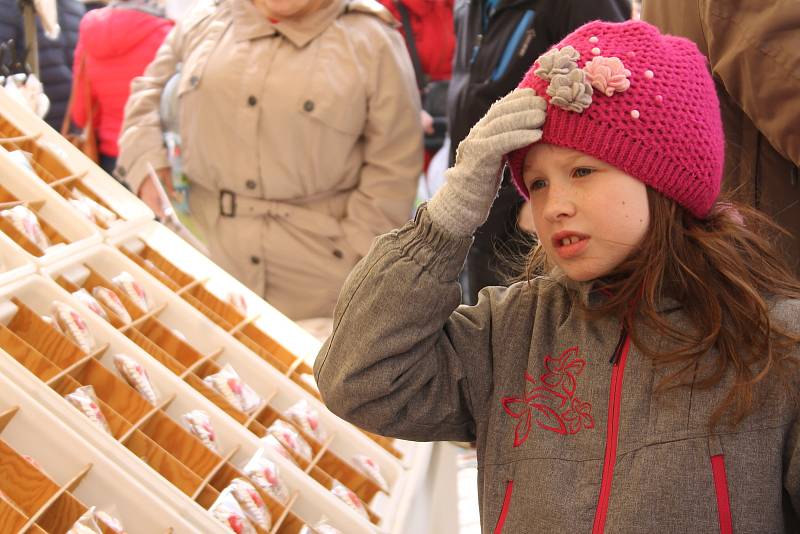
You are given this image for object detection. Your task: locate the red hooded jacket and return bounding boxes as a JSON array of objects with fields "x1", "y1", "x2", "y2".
[
  {"x1": 71, "y1": 6, "x2": 173, "y2": 157},
  {"x1": 378, "y1": 0, "x2": 454, "y2": 82}
]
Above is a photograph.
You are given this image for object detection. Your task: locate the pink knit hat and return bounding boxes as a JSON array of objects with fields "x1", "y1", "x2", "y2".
[{"x1": 507, "y1": 20, "x2": 724, "y2": 218}]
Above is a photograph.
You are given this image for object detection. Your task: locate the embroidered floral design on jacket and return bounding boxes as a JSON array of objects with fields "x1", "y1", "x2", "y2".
[{"x1": 501, "y1": 346, "x2": 594, "y2": 446}]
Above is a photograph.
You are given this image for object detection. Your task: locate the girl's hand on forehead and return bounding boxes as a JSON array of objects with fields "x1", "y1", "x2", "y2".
[{"x1": 428, "y1": 88, "x2": 547, "y2": 237}]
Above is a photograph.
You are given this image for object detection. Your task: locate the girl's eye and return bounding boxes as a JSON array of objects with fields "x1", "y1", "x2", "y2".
[
  {"x1": 573, "y1": 167, "x2": 594, "y2": 178},
  {"x1": 528, "y1": 179, "x2": 547, "y2": 192}
]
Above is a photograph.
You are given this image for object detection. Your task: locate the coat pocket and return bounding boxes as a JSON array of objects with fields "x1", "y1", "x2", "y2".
[
  {"x1": 709, "y1": 435, "x2": 733, "y2": 534},
  {"x1": 493, "y1": 480, "x2": 514, "y2": 534}
]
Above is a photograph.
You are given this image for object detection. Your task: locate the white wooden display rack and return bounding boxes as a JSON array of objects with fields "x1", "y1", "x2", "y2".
[
  {"x1": 0, "y1": 360, "x2": 209, "y2": 533},
  {"x1": 0, "y1": 231, "x2": 35, "y2": 287},
  {"x1": 42, "y1": 245, "x2": 401, "y2": 531},
  {"x1": 0, "y1": 146, "x2": 102, "y2": 267},
  {"x1": 0, "y1": 273, "x2": 380, "y2": 533},
  {"x1": 0, "y1": 87, "x2": 153, "y2": 238},
  {"x1": 0, "y1": 85, "x2": 437, "y2": 534}
]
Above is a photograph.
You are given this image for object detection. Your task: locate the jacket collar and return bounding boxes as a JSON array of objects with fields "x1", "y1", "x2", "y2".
[
  {"x1": 547, "y1": 268, "x2": 682, "y2": 314},
  {"x1": 231, "y1": 0, "x2": 346, "y2": 47}
]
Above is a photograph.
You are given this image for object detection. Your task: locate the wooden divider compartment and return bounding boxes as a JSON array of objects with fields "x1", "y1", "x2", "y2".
[
  {"x1": 54, "y1": 266, "x2": 386, "y2": 525},
  {"x1": 0, "y1": 296, "x2": 308, "y2": 534},
  {"x1": 0, "y1": 116, "x2": 72, "y2": 185},
  {"x1": 0, "y1": 120, "x2": 122, "y2": 230},
  {"x1": 0, "y1": 405, "x2": 97, "y2": 534},
  {"x1": 120, "y1": 240, "x2": 405, "y2": 462},
  {"x1": 0, "y1": 184, "x2": 69, "y2": 257}
]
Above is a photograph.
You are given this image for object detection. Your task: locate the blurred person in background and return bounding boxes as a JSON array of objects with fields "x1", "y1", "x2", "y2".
[
  {"x1": 643, "y1": 0, "x2": 800, "y2": 273},
  {"x1": 117, "y1": 0, "x2": 423, "y2": 322},
  {"x1": 447, "y1": 0, "x2": 631, "y2": 304},
  {"x1": 0, "y1": 0, "x2": 85, "y2": 129},
  {"x1": 69, "y1": 0, "x2": 173, "y2": 174},
  {"x1": 378, "y1": 0, "x2": 454, "y2": 167}
]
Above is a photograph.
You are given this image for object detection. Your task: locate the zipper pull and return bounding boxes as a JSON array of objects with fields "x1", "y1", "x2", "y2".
[
  {"x1": 470, "y1": 34, "x2": 483, "y2": 65},
  {"x1": 609, "y1": 325, "x2": 628, "y2": 365}
]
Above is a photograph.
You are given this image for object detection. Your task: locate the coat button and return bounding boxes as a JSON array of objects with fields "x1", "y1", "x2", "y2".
[
  {"x1": 190, "y1": 75, "x2": 199, "y2": 87},
  {"x1": 332, "y1": 249, "x2": 343, "y2": 259},
  {"x1": 248, "y1": 95, "x2": 258, "y2": 106},
  {"x1": 117, "y1": 166, "x2": 126, "y2": 177},
  {"x1": 250, "y1": 256, "x2": 261, "y2": 265},
  {"x1": 303, "y1": 100, "x2": 314, "y2": 112},
  {"x1": 245, "y1": 180, "x2": 257, "y2": 190}
]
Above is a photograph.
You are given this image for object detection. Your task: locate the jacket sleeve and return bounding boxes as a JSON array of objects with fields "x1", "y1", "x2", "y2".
[
  {"x1": 340, "y1": 23, "x2": 424, "y2": 257},
  {"x1": 115, "y1": 24, "x2": 182, "y2": 194},
  {"x1": 700, "y1": 0, "x2": 800, "y2": 166},
  {"x1": 70, "y1": 37, "x2": 87, "y2": 129},
  {"x1": 314, "y1": 206, "x2": 494, "y2": 442}
]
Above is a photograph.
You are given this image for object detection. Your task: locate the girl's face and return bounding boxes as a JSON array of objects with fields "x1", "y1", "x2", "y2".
[{"x1": 523, "y1": 144, "x2": 650, "y2": 281}]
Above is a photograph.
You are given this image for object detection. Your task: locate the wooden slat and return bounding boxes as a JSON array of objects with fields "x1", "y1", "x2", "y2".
[
  {"x1": 124, "y1": 328, "x2": 187, "y2": 375},
  {"x1": 46, "y1": 170, "x2": 88, "y2": 189},
  {"x1": 0, "y1": 440, "x2": 60, "y2": 515},
  {"x1": 0, "y1": 497, "x2": 29, "y2": 532},
  {"x1": 175, "y1": 277, "x2": 208, "y2": 296},
  {"x1": 0, "y1": 406, "x2": 19, "y2": 434},
  {"x1": 124, "y1": 431, "x2": 203, "y2": 496},
  {"x1": 141, "y1": 411, "x2": 220, "y2": 477},
  {"x1": 178, "y1": 347, "x2": 224, "y2": 379},
  {"x1": 0, "y1": 132, "x2": 41, "y2": 143},
  {"x1": 190, "y1": 445, "x2": 240, "y2": 500},
  {"x1": 118, "y1": 302, "x2": 168, "y2": 333},
  {"x1": 17, "y1": 464, "x2": 91, "y2": 533},
  {"x1": 269, "y1": 491, "x2": 299, "y2": 534},
  {"x1": 119, "y1": 394, "x2": 176, "y2": 444},
  {"x1": 8, "y1": 298, "x2": 86, "y2": 368},
  {"x1": 228, "y1": 314, "x2": 259, "y2": 336},
  {"x1": 44, "y1": 343, "x2": 109, "y2": 386}
]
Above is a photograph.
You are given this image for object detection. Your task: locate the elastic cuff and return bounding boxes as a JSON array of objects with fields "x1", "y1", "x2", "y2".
[{"x1": 392, "y1": 204, "x2": 473, "y2": 281}]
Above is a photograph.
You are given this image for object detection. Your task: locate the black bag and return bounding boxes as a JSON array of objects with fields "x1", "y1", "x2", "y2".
[{"x1": 394, "y1": 1, "x2": 448, "y2": 152}]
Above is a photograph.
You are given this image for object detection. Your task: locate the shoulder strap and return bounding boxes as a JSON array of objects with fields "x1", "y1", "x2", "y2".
[
  {"x1": 61, "y1": 54, "x2": 93, "y2": 135},
  {"x1": 393, "y1": 0, "x2": 425, "y2": 90}
]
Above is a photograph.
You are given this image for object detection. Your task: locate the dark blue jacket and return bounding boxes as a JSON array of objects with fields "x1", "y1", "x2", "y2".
[{"x1": 0, "y1": 0, "x2": 85, "y2": 129}]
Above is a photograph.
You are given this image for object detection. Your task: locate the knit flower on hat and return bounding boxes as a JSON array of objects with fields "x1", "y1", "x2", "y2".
[
  {"x1": 546, "y1": 68, "x2": 593, "y2": 113},
  {"x1": 534, "y1": 46, "x2": 580, "y2": 80},
  {"x1": 583, "y1": 56, "x2": 631, "y2": 97}
]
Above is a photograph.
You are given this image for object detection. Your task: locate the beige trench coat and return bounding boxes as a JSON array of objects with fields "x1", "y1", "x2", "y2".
[
  {"x1": 117, "y1": 0, "x2": 423, "y2": 319},
  {"x1": 643, "y1": 0, "x2": 800, "y2": 272}
]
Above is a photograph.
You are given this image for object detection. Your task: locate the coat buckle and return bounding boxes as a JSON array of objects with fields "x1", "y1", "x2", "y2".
[{"x1": 219, "y1": 189, "x2": 237, "y2": 217}]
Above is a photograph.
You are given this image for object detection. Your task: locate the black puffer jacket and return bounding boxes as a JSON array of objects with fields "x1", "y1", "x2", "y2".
[
  {"x1": 0, "y1": 0, "x2": 85, "y2": 129},
  {"x1": 446, "y1": 0, "x2": 631, "y2": 304}
]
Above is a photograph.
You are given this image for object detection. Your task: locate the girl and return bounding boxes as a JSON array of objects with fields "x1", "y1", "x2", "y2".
[{"x1": 314, "y1": 20, "x2": 800, "y2": 533}]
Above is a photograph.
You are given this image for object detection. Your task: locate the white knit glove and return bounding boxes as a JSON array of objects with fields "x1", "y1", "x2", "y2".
[{"x1": 428, "y1": 88, "x2": 547, "y2": 237}]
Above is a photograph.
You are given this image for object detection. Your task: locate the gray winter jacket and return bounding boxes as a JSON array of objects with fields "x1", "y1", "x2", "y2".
[{"x1": 315, "y1": 206, "x2": 800, "y2": 532}]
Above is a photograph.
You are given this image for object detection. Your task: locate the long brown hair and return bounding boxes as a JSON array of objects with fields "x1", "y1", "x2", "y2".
[{"x1": 523, "y1": 190, "x2": 800, "y2": 428}]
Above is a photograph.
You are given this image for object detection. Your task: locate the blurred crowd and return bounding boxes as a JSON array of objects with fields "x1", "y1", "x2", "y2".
[{"x1": 2, "y1": 0, "x2": 797, "y2": 333}]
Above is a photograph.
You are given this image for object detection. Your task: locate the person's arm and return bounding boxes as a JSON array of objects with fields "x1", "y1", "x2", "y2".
[
  {"x1": 700, "y1": 0, "x2": 800, "y2": 166},
  {"x1": 316, "y1": 207, "x2": 490, "y2": 441},
  {"x1": 115, "y1": 24, "x2": 183, "y2": 195},
  {"x1": 316, "y1": 89, "x2": 545, "y2": 440},
  {"x1": 339, "y1": 25, "x2": 424, "y2": 257}
]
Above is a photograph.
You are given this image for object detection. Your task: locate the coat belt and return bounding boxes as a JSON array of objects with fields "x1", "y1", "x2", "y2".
[{"x1": 218, "y1": 189, "x2": 343, "y2": 238}]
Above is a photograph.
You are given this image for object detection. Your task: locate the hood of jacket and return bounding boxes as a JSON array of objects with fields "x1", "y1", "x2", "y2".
[{"x1": 80, "y1": 5, "x2": 173, "y2": 59}]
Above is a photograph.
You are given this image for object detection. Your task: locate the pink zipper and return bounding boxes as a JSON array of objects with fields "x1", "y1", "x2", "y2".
[
  {"x1": 591, "y1": 332, "x2": 631, "y2": 534},
  {"x1": 711, "y1": 455, "x2": 733, "y2": 534},
  {"x1": 494, "y1": 480, "x2": 514, "y2": 534}
]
